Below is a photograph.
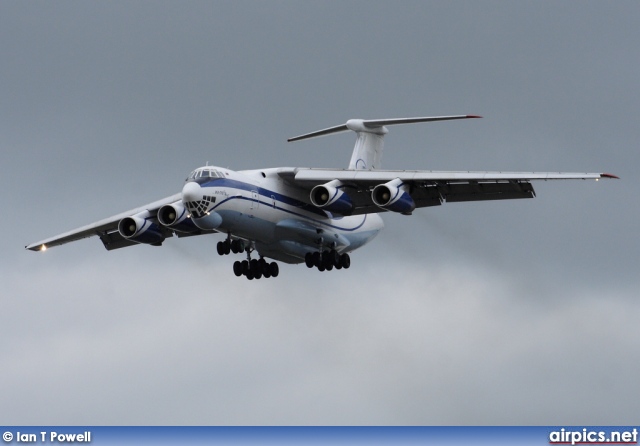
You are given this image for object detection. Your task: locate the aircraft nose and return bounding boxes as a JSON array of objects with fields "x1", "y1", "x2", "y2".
[{"x1": 182, "y1": 181, "x2": 202, "y2": 203}]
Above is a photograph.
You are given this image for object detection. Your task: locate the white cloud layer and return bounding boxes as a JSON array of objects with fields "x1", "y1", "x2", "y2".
[{"x1": 3, "y1": 251, "x2": 638, "y2": 425}]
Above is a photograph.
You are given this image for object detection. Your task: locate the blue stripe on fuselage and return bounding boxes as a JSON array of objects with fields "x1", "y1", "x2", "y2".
[
  {"x1": 199, "y1": 178, "x2": 326, "y2": 217},
  {"x1": 198, "y1": 178, "x2": 368, "y2": 232}
]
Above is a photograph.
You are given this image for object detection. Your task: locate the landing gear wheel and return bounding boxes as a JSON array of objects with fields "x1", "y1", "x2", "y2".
[
  {"x1": 231, "y1": 239, "x2": 245, "y2": 254},
  {"x1": 340, "y1": 253, "x2": 351, "y2": 269},
  {"x1": 242, "y1": 260, "x2": 249, "y2": 275},
  {"x1": 250, "y1": 259, "x2": 259, "y2": 275},
  {"x1": 305, "y1": 252, "x2": 314, "y2": 268},
  {"x1": 218, "y1": 240, "x2": 231, "y2": 255},
  {"x1": 254, "y1": 259, "x2": 264, "y2": 279},
  {"x1": 328, "y1": 249, "x2": 340, "y2": 267},
  {"x1": 269, "y1": 262, "x2": 279, "y2": 277},
  {"x1": 233, "y1": 261, "x2": 243, "y2": 277},
  {"x1": 322, "y1": 250, "x2": 331, "y2": 262}
]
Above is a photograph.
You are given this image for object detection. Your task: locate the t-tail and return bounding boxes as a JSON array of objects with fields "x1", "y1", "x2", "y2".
[{"x1": 287, "y1": 115, "x2": 481, "y2": 170}]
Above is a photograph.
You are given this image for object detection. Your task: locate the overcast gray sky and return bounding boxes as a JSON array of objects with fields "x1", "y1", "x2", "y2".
[{"x1": 1, "y1": 1, "x2": 639, "y2": 425}]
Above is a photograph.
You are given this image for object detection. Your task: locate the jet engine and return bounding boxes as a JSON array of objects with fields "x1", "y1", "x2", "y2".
[
  {"x1": 371, "y1": 178, "x2": 416, "y2": 214},
  {"x1": 310, "y1": 180, "x2": 354, "y2": 214},
  {"x1": 158, "y1": 202, "x2": 199, "y2": 233},
  {"x1": 118, "y1": 212, "x2": 165, "y2": 245}
]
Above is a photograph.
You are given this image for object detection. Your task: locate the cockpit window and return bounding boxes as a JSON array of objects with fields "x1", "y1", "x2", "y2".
[{"x1": 187, "y1": 168, "x2": 223, "y2": 182}]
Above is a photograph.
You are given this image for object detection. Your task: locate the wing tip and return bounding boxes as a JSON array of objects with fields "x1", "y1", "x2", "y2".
[
  {"x1": 600, "y1": 173, "x2": 620, "y2": 179},
  {"x1": 466, "y1": 115, "x2": 483, "y2": 119}
]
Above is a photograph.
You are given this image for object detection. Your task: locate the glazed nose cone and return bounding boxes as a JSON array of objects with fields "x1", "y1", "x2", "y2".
[{"x1": 182, "y1": 181, "x2": 201, "y2": 203}]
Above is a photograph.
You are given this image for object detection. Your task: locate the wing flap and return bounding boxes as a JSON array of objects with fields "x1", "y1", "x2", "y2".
[
  {"x1": 441, "y1": 181, "x2": 536, "y2": 202},
  {"x1": 99, "y1": 231, "x2": 140, "y2": 251}
]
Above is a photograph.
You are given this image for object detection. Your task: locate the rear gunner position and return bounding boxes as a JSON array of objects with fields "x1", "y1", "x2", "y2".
[{"x1": 27, "y1": 115, "x2": 618, "y2": 279}]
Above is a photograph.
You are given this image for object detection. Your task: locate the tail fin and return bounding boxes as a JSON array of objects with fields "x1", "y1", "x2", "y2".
[{"x1": 287, "y1": 115, "x2": 481, "y2": 170}]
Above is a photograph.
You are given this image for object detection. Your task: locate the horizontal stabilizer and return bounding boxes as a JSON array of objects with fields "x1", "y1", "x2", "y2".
[
  {"x1": 356, "y1": 115, "x2": 482, "y2": 127},
  {"x1": 287, "y1": 124, "x2": 349, "y2": 142},
  {"x1": 287, "y1": 115, "x2": 481, "y2": 142}
]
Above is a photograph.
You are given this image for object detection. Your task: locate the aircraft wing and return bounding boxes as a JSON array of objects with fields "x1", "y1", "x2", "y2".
[
  {"x1": 279, "y1": 168, "x2": 618, "y2": 215},
  {"x1": 26, "y1": 193, "x2": 183, "y2": 252}
]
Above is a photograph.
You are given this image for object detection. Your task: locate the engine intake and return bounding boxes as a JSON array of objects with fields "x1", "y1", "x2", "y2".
[
  {"x1": 118, "y1": 213, "x2": 165, "y2": 245},
  {"x1": 310, "y1": 180, "x2": 354, "y2": 214},
  {"x1": 371, "y1": 178, "x2": 416, "y2": 214},
  {"x1": 158, "y1": 202, "x2": 198, "y2": 233}
]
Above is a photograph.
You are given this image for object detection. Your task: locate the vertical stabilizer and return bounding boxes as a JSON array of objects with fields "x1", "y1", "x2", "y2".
[{"x1": 346, "y1": 119, "x2": 388, "y2": 170}]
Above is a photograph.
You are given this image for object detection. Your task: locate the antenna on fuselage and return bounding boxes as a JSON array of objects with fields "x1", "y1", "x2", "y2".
[{"x1": 287, "y1": 115, "x2": 481, "y2": 170}]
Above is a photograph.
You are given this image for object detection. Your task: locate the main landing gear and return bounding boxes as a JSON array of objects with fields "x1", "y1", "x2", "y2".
[
  {"x1": 216, "y1": 236, "x2": 349, "y2": 278},
  {"x1": 233, "y1": 257, "x2": 279, "y2": 280},
  {"x1": 216, "y1": 238, "x2": 245, "y2": 255},
  {"x1": 217, "y1": 237, "x2": 279, "y2": 280},
  {"x1": 304, "y1": 249, "x2": 350, "y2": 272}
]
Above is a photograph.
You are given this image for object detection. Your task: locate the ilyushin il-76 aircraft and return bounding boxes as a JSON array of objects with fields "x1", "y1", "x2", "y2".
[{"x1": 27, "y1": 115, "x2": 618, "y2": 279}]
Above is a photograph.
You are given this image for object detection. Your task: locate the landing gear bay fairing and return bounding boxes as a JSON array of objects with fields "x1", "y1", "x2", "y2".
[{"x1": 27, "y1": 116, "x2": 618, "y2": 279}]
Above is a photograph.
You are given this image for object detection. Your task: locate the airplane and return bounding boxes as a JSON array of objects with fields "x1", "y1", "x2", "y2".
[{"x1": 26, "y1": 115, "x2": 618, "y2": 279}]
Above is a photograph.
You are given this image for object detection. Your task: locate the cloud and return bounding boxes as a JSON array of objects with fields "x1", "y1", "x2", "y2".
[{"x1": 3, "y1": 250, "x2": 638, "y2": 425}]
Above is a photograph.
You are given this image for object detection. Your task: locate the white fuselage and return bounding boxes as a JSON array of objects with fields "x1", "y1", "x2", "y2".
[{"x1": 181, "y1": 166, "x2": 384, "y2": 263}]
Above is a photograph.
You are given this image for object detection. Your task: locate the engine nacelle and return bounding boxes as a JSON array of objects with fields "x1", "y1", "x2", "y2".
[
  {"x1": 310, "y1": 180, "x2": 354, "y2": 214},
  {"x1": 118, "y1": 213, "x2": 165, "y2": 245},
  {"x1": 371, "y1": 178, "x2": 416, "y2": 214},
  {"x1": 158, "y1": 202, "x2": 199, "y2": 233}
]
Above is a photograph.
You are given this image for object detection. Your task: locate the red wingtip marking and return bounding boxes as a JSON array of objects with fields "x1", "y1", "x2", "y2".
[
  {"x1": 601, "y1": 173, "x2": 620, "y2": 179},
  {"x1": 466, "y1": 115, "x2": 483, "y2": 119}
]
